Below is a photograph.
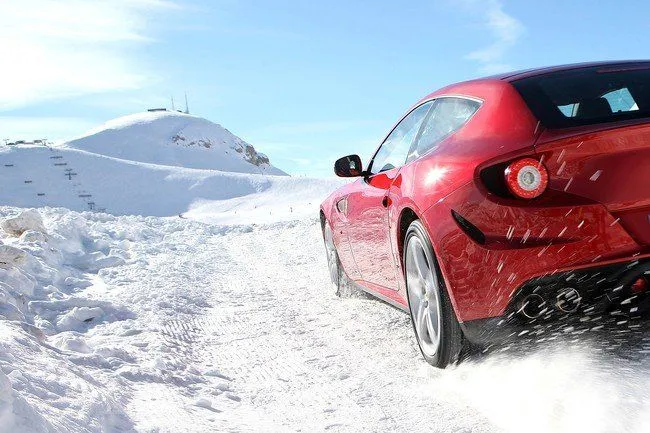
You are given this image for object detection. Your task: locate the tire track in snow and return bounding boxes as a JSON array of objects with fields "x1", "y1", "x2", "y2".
[
  {"x1": 87, "y1": 216, "x2": 495, "y2": 432},
  {"x1": 187, "y1": 220, "x2": 494, "y2": 433}
]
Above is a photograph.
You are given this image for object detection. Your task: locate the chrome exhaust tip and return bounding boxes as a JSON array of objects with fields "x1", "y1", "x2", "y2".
[
  {"x1": 518, "y1": 293, "x2": 547, "y2": 319},
  {"x1": 555, "y1": 287, "x2": 581, "y2": 313}
]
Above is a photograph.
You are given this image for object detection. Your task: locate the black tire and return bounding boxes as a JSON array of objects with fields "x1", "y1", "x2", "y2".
[{"x1": 404, "y1": 220, "x2": 464, "y2": 368}]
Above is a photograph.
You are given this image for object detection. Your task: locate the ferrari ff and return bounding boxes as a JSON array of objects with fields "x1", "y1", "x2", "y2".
[{"x1": 320, "y1": 61, "x2": 650, "y2": 368}]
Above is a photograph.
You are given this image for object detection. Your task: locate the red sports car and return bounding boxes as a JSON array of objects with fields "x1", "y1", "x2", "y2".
[{"x1": 320, "y1": 61, "x2": 650, "y2": 368}]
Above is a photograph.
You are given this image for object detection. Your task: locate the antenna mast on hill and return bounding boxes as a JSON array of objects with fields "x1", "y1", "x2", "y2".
[
  {"x1": 171, "y1": 96, "x2": 176, "y2": 111},
  {"x1": 184, "y1": 92, "x2": 190, "y2": 114}
]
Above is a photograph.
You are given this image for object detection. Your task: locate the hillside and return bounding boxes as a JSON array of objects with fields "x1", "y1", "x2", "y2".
[
  {"x1": 0, "y1": 111, "x2": 343, "y2": 219},
  {"x1": 0, "y1": 144, "x2": 342, "y2": 219},
  {"x1": 64, "y1": 111, "x2": 287, "y2": 176}
]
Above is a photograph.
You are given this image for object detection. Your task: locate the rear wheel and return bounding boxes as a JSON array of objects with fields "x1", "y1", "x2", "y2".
[{"x1": 404, "y1": 220, "x2": 463, "y2": 368}]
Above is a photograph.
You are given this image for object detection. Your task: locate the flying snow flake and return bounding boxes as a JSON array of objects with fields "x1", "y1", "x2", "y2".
[
  {"x1": 589, "y1": 170, "x2": 603, "y2": 181},
  {"x1": 564, "y1": 177, "x2": 574, "y2": 191}
]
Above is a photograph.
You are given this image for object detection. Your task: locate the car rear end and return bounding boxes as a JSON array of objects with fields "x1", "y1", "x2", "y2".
[{"x1": 436, "y1": 62, "x2": 650, "y2": 342}]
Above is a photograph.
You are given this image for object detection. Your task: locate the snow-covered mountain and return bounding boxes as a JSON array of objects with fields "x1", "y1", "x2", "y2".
[
  {"x1": 64, "y1": 111, "x2": 287, "y2": 176},
  {"x1": 0, "y1": 111, "x2": 344, "y2": 218}
]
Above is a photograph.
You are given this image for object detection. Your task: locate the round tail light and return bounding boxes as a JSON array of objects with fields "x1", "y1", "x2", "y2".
[{"x1": 504, "y1": 158, "x2": 548, "y2": 199}]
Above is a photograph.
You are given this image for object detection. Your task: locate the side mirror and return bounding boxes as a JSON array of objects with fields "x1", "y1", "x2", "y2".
[{"x1": 334, "y1": 154, "x2": 364, "y2": 177}]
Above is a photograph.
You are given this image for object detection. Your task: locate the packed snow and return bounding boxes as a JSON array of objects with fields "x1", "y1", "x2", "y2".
[{"x1": 2, "y1": 114, "x2": 650, "y2": 432}]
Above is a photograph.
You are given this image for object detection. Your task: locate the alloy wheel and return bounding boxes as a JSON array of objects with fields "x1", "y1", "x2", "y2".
[{"x1": 405, "y1": 236, "x2": 442, "y2": 358}]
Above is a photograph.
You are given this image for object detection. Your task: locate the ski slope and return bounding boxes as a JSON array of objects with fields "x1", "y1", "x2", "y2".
[{"x1": 0, "y1": 144, "x2": 342, "y2": 220}]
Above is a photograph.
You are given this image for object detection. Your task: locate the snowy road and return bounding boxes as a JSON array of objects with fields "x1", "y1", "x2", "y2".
[
  {"x1": 3, "y1": 210, "x2": 650, "y2": 432},
  {"x1": 110, "y1": 218, "x2": 495, "y2": 432}
]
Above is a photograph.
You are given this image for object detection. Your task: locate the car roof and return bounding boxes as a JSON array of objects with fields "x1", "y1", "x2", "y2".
[
  {"x1": 416, "y1": 60, "x2": 650, "y2": 110},
  {"x1": 486, "y1": 60, "x2": 650, "y2": 82}
]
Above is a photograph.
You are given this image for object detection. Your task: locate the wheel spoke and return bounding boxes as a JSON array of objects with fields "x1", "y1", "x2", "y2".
[
  {"x1": 406, "y1": 235, "x2": 442, "y2": 359},
  {"x1": 426, "y1": 301, "x2": 439, "y2": 344},
  {"x1": 415, "y1": 302, "x2": 427, "y2": 338},
  {"x1": 410, "y1": 241, "x2": 428, "y2": 281}
]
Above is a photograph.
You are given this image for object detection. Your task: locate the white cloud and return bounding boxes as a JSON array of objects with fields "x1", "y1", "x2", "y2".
[
  {"x1": 464, "y1": 0, "x2": 524, "y2": 73},
  {"x1": 0, "y1": 0, "x2": 179, "y2": 110}
]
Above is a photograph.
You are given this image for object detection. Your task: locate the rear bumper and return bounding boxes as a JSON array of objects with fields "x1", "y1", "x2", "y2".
[
  {"x1": 422, "y1": 180, "x2": 648, "y2": 323},
  {"x1": 459, "y1": 258, "x2": 650, "y2": 345}
]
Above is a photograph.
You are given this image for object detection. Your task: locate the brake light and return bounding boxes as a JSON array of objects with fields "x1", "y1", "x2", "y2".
[{"x1": 504, "y1": 158, "x2": 548, "y2": 199}]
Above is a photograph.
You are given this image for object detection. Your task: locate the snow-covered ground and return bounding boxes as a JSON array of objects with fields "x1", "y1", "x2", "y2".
[{"x1": 2, "y1": 205, "x2": 650, "y2": 433}]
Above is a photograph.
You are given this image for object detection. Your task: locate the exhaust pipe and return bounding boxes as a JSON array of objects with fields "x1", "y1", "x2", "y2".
[
  {"x1": 555, "y1": 287, "x2": 581, "y2": 313},
  {"x1": 518, "y1": 293, "x2": 547, "y2": 319}
]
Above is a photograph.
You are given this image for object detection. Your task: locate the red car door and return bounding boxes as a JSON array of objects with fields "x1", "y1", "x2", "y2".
[
  {"x1": 346, "y1": 168, "x2": 401, "y2": 288},
  {"x1": 346, "y1": 101, "x2": 433, "y2": 289}
]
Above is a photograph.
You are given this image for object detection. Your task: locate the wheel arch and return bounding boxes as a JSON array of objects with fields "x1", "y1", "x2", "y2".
[
  {"x1": 319, "y1": 208, "x2": 326, "y2": 234},
  {"x1": 397, "y1": 207, "x2": 420, "y2": 271},
  {"x1": 396, "y1": 205, "x2": 463, "y2": 320}
]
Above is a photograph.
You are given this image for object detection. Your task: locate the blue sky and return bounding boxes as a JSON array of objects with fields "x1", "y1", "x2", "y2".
[{"x1": 1, "y1": 0, "x2": 649, "y2": 176}]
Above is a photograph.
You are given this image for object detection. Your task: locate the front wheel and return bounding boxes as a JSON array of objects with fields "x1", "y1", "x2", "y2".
[
  {"x1": 323, "y1": 221, "x2": 363, "y2": 298},
  {"x1": 404, "y1": 220, "x2": 464, "y2": 368}
]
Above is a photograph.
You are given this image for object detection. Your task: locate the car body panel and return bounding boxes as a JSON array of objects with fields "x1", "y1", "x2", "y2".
[
  {"x1": 346, "y1": 168, "x2": 400, "y2": 289},
  {"x1": 536, "y1": 121, "x2": 650, "y2": 246}
]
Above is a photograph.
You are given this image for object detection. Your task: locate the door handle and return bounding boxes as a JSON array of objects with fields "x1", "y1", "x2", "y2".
[{"x1": 382, "y1": 195, "x2": 391, "y2": 208}]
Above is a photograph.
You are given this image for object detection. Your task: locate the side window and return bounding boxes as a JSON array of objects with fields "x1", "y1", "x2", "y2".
[
  {"x1": 407, "y1": 98, "x2": 480, "y2": 162},
  {"x1": 369, "y1": 102, "x2": 432, "y2": 175}
]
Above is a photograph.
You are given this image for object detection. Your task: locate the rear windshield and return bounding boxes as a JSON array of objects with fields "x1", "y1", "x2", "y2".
[{"x1": 512, "y1": 64, "x2": 650, "y2": 129}]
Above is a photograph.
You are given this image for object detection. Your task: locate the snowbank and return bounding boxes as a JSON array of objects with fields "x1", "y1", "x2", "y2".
[{"x1": 0, "y1": 208, "x2": 135, "y2": 432}]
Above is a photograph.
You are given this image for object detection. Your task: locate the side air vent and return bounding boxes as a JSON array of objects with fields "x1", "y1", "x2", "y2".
[
  {"x1": 451, "y1": 210, "x2": 486, "y2": 245},
  {"x1": 479, "y1": 161, "x2": 512, "y2": 198}
]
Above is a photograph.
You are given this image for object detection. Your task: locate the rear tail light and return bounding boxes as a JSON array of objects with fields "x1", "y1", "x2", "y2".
[{"x1": 504, "y1": 158, "x2": 548, "y2": 199}]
